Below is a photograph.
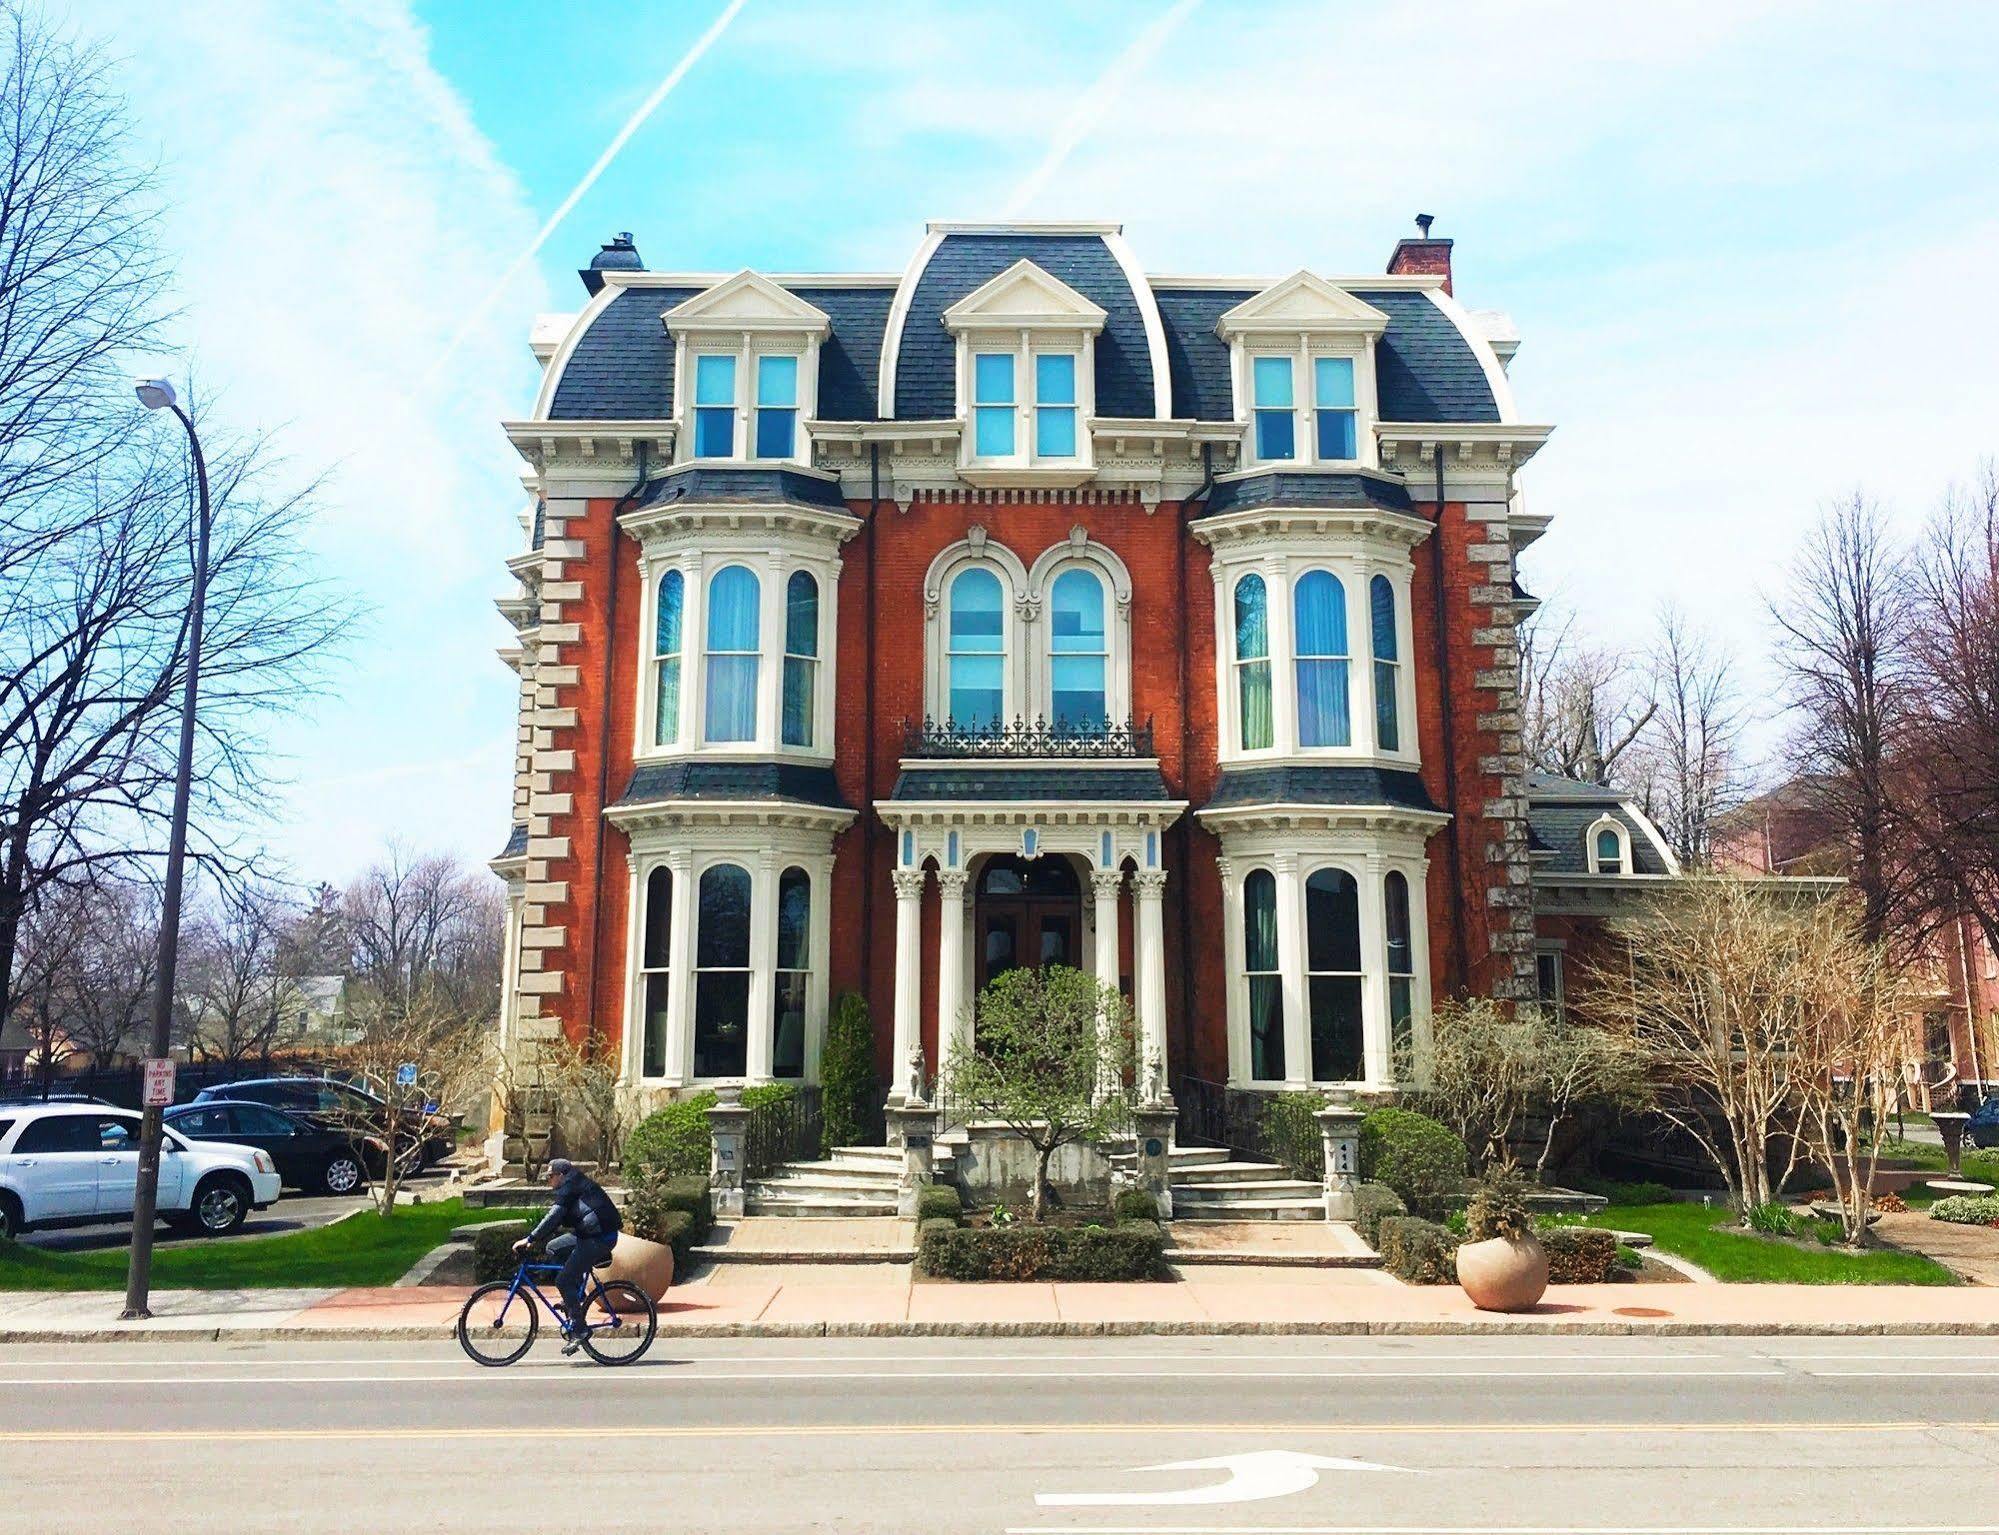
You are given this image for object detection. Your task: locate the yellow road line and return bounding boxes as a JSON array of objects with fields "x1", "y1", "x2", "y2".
[{"x1": 3, "y1": 1420, "x2": 1996, "y2": 1445}]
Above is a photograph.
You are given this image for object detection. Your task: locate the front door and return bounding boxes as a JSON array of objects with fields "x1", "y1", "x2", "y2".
[{"x1": 974, "y1": 854, "x2": 1082, "y2": 992}]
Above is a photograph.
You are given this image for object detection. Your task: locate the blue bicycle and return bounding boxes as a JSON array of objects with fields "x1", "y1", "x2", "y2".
[{"x1": 456, "y1": 1251, "x2": 657, "y2": 1367}]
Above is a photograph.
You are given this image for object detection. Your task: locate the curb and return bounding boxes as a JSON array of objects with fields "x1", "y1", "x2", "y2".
[{"x1": 6, "y1": 1317, "x2": 1999, "y2": 1343}]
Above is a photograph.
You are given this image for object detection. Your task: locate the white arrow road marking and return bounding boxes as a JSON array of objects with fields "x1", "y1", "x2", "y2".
[{"x1": 1037, "y1": 1450, "x2": 1410, "y2": 1506}]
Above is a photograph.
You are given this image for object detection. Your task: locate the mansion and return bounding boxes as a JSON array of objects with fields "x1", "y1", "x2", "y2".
[{"x1": 490, "y1": 219, "x2": 1675, "y2": 1112}]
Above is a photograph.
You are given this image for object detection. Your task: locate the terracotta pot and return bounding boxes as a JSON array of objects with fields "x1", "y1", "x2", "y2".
[
  {"x1": 1455, "y1": 1232, "x2": 1548, "y2": 1312},
  {"x1": 604, "y1": 1234, "x2": 676, "y2": 1304}
]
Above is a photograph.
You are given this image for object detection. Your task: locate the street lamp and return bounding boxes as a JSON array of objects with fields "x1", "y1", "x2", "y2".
[{"x1": 122, "y1": 377, "x2": 212, "y2": 1321}]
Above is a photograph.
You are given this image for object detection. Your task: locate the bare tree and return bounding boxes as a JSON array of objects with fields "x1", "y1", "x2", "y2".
[
  {"x1": 1636, "y1": 607, "x2": 1750, "y2": 868},
  {"x1": 1518, "y1": 603, "x2": 1656, "y2": 786},
  {"x1": 8, "y1": 873, "x2": 96, "y2": 1086},
  {"x1": 179, "y1": 875, "x2": 304, "y2": 1064},
  {"x1": 341, "y1": 846, "x2": 503, "y2": 1023},
  {"x1": 1769, "y1": 493, "x2": 1917, "y2": 945},
  {"x1": 52, "y1": 876, "x2": 158, "y2": 1068}
]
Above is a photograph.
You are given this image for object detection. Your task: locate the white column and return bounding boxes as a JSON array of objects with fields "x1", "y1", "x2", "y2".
[
  {"x1": 1274, "y1": 853, "x2": 1309, "y2": 1088},
  {"x1": 756, "y1": 552, "x2": 786, "y2": 751},
  {"x1": 1132, "y1": 867, "x2": 1170, "y2": 1102},
  {"x1": 618, "y1": 854, "x2": 644, "y2": 1085},
  {"x1": 888, "y1": 867, "x2": 927, "y2": 1104},
  {"x1": 1090, "y1": 866, "x2": 1124, "y2": 1097},
  {"x1": 665, "y1": 848, "x2": 696, "y2": 1085},
  {"x1": 935, "y1": 869, "x2": 970, "y2": 1078},
  {"x1": 1350, "y1": 558, "x2": 1378, "y2": 752},
  {"x1": 1408, "y1": 858, "x2": 1436, "y2": 1086},
  {"x1": 681, "y1": 554, "x2": 707, "y2": 747},
  {"x1": 1359, "y1": 852, "x2": 1391, "y2": 1090},
  {"x1": 746, "y1": 848, "x2": 778, "y2": 1084},
  {"x1": 805, "y1": 853, "x2": 834, "y2": 1084},
  {"x1": 1266, "y1": 555, "x2": 1297, "y2": 754},
  {"x1": 1215, "y1": 856, "x2": 1248, "y2": 1086}
]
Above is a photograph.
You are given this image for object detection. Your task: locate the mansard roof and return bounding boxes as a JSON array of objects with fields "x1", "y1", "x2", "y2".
[{"x1": 1525, "y1": 772, "x2": 1676, "y2": 876}]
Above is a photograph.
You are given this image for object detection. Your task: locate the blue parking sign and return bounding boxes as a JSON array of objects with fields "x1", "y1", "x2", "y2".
[{"x1": 396, "y1": 1063, "x2": 417, "y2": 1087}]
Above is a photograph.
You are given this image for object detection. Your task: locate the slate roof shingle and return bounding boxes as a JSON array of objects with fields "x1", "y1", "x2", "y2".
[
  {"x1": 1205, "y1": 766, "x2": 1440, "y2": 813},
  {"x1": 890, "y1": 764, "x2": 1175, "y2": 803},
  {"x1": 616, "y1": 761, "x2": 848, "y2": 810}
]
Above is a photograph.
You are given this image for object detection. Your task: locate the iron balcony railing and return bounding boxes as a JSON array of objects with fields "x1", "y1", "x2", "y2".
[{"x1": 899, "y1": 714, "x2": 1156, "y2": 760}]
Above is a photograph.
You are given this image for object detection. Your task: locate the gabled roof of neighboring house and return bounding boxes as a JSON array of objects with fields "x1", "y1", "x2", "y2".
[{"x1": 1525, "y1": 772, "x2": 1678, "y2": 877}]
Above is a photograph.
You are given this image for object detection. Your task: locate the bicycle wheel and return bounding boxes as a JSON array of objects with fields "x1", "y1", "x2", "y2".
[
  {"x1": 457, "y1": 1280, "x2": 538, "y2": 1367},
  {"x1": 579, "y1": 1280, "x2": 656, "y2": 1365}
]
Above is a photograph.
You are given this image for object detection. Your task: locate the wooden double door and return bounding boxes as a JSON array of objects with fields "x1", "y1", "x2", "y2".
[{"x1": 974, "y1": 854, "x2": 1081, "y2": 990}]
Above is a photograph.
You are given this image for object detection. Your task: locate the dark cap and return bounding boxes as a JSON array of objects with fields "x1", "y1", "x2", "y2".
[{"x1": 546, "y1": 1157, "x2": 575, "y2": 1177}]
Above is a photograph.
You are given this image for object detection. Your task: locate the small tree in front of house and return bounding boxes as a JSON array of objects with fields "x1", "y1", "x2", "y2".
[{"x1": 942, "y1": 965, "x2": 1135, "y2": 1223}]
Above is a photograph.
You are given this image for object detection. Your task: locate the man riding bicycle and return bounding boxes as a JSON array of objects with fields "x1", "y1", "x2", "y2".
[{"x1": 514, "y1": 1157, "x2": 621, "y2": 1354}]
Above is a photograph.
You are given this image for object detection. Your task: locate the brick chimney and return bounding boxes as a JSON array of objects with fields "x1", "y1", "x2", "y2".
[{"x1": 1386, "y1": 213, "x2": 1452, "y2": 295}]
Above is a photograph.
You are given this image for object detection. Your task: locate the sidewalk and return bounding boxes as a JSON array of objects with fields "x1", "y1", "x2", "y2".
[{"x1": 5, "y1": 1264, "x2": 1999, "y2": 1340}]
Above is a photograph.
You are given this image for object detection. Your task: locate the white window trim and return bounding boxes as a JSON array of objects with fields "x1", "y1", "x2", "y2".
[
  {"x1": 1234, "y1": 334, "x2": 1379, "y2": 471},
  {"x1": 1026, "y1": 535, "x2": 1133, "y2": 729},
  {"x1": 675, "y1": 335, "x2": 818, "y2": 466},
  {"x1": 924, "y1": 535, "x2": 1029, "y2": 728},
  {"x1": 955, "y1": 331, "x2": 1097, "y2": 473},
  {"x1": 1585, "y1": 815, "x2": 1633, "y2": 875}
]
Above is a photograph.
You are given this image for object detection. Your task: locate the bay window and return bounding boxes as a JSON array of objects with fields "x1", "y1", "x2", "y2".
[
  {"x1": 772, "y1": 867, "x2": 810, "y2": 1079},
  {"x1": 692, "y1": 354, "x2": 737, "y2": 458},
  {"x1": 782, "y1": 570, "x2": 818, "y2": 748},
  {"x1": 1293, "y1": 571, "x2": 1351, "y2": 748},
  {"x1": 1385, "y1": 870, "x2": 1415, "y2": 1057},
  {"x1": 1243, "y1": 868, "x2": 1284, "y2": 1082},
  {"x1": 703, "y1": 565, "x2": 760, "y2": 743},
  {"x1": 1305, "y1": 868, "x2": 1364, "y2": 1082},
  {"x1": 639, "y1": 866, "x2": 672, "y2": 1078},
  {"x1": 694, "y1": 863, "x2": 752, "y2": 1078},
  {"x1": 1370, "y1": 574, "x2": 1400, "y2": 753},
  {"x1": 1233, "y1": 573, "x2": 1273, "y2": 751},
  {"x1": 653, "y1": 569, "x2": 683, "y2": 747}
]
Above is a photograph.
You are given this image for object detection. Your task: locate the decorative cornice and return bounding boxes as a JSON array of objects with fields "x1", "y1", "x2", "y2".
[{"x1": 1194, "y1": 801, "x2": 1451, "y2": 838}]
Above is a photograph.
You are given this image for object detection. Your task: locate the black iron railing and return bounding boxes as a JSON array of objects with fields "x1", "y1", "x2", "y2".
[
  {"x1": 744, "y1": 1085, "x2": 825, "y2": 1179},
  {"x1": 899, "y1": 715, "x2": 1155, "y2": 759},
  {"x1": 1175, "y1": 1076, "x2": 1274, "y2": 1164}
]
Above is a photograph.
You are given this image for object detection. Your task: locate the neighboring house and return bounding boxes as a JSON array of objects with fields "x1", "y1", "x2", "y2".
[
  {"x1": 0, "y1": 1015, "x2": 29, "y2": 1084},
  {"x1": 1714, "y1": 784, "x2": 1998, "y2": 1104},
  {"x1": 492, "y1": 218, "x2": 1559, "y2": 1110},
  {"x1": 286, "y1": 974, "x2": 354, "y2": 1049}
]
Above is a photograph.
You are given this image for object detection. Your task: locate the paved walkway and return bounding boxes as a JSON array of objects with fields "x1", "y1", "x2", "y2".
[
  {"x1": 1876, "y1": 1210, "x2": 1999, "y2": 1285},
  {"x1": 6, "y1": 1266, "x2": 1999, "y2": 1339}
]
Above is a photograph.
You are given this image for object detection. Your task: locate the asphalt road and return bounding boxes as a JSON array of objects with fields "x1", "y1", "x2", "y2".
[{"x1": 4, "y1": 1335, "x2": 1998, "y2": 1533}]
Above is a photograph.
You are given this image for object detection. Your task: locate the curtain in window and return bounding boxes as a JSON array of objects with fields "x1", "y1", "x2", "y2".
[
  {"x1": 1305, "y1": 867, "x2": 1363, "y2": 1081},
  {"x1": 772, "y1": 867, "x2": 810, "y2": 1079},
  {"x1": 1048, "y1": 568, "x2": 1106, "y2": 730},
  {"x1": 654, "y1": 569, "x2": 683, "y2": 747},
  {"x1": 704, "y1": 565, "x2": 760, "y2": 743},
  {"x1": 694, "y1": 864, "x2": 751, "y2": 1077},
  {"x1": 948, "y1": 567, "x2": 1005, "y2": 727},
  {"x1": 1293, "y1": 570, "x2": 1351, "y2": 747},
  {"x1": 1233, "y1": 573, "x2": 1273, "y2": 750},
  {"x1": 1384, "y1": 870, "x2": 1413, "y2": 1062},
  {"x1": 782, "y1": 570, "x2": 818, "y2": 748},
  {"x1": 1243, "y1": 868, "x2": 1284, "y2": 1080},
  {"x1": 641, "y1": 866, "x2": 671, "y2": 1078},
  {"x1": 1370, "y1": 573, "x2": 1399, "y2": 752}
]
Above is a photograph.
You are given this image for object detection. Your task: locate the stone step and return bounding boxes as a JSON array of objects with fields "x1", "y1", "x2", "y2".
[
  {"x1": 1172, "y1": 1196, "x2": 1326, "y2": 1222},
  {"x1": 743, "y1": 1189, "x2": 898, "y2": 1217},
  {"x1": 1169, "y1": 1178, "x2": 1323, "y2": 1201},
  {"x1": 1109, "y1": 1146, "x2": 1234, "y2": 1170},
  {"x1": 828, "y1": 1145, "x2": 901, "y2": 1163},
  {"x1": 1169, "y1": 1161, "x2": 1294, "y2": 1183},
  {"x1": 756, "y1": 1168, "x2": 900, "y2": 1193}
]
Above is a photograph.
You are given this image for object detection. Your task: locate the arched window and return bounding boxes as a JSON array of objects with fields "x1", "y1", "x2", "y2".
[
  {"x1": 704, "y1": 566, "x2": 760, "y2": 743},
  {"x1": 1370, "y1": 574, "x2": 1399, "y2": 753},
  {"x1": 1590, "y1": 820, "x2": 1628, "y2": 875},
  {"x1": 947, "y1": 567, "x2": 1005, "y2": 727},
  {"x1": 1384, "y1": 870, "x2": 1414, "y2": 1062},
  {"x1": 1305, "y1": 867, "x2": 1363, "y2": 1081},
  {"x1": 653, "y1": 569, "x2": 683, "y2": 748},
  {"x1": 1294, "y1": 571, "x2": 1350, "y2": 747},
  {"x1": 772, "y1": 867, "x2": 810, "y2": 1079},
  {"x1": 639, "y1": 866, "x2": 672, "y2": 1077},
  {"x1": 782, "y1": 570, "x2": 818, "y2": 748},
  {"x1": 694, "y1": 863, "x2": 751, "y2": 1077},
  {"x1": 1048, "y1": 568, "x2": 1107, "y2": 730},
  {"x1": 1233, "y1": 574, "x2": 1273, "y2": 751},
  {"x1": 1243, "y1": 869, "x2": 1284, "y2": 1080}
]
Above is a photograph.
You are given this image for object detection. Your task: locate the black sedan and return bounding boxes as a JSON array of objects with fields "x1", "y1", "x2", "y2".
[
  {"x1": 165, "y1": 1100, "x2": 370, "y2": 1196},
  {"x1": 193, "y1": 1076, "x2": 450, "y2": 1168}
]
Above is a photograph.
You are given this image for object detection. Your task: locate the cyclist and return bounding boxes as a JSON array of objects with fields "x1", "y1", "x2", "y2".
[{"x1": 514, "y1": 1157, "x2": 622, "y2": 1354}]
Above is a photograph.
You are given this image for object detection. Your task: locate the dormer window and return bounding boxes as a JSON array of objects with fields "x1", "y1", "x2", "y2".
[
  {"x1": 666, "y1": 272, "x2": 828, "y2": 468},
  {"x1": 756, "y1": 355, "x2": 799, "y2": 458},
  {"x1": 1252, "y1": 357, "x2": 1296, "y2": 461},
  {"x1": 973, "y1": 353, "x2": 1015, "y2": 456},
  {"x1": 944, "y1": 259, "x2": 1104, "y2": 484},
  {"x1": 1035, "y1": 354, "x2": 1078, "y2": 458},
  {"x1": 1217, "y1": 272, "x2": 1387, "y2": 473},
  {"x1": 1586, "y1": 815, "x2": 1632, "y2": 875},
  {"x1": 1315, "y1": 357, "x2": 1357, "y2": 460},
  {"x1": 693, "y1": 355, "x2": 736, "y2": 458}
]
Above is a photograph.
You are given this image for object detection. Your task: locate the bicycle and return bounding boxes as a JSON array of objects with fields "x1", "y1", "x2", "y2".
[{"x1": 456, "y1": 1250, "x2": 658, "y2": 1367}]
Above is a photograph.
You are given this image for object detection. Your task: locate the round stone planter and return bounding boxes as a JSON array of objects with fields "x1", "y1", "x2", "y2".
[
  {"x1": 605, "y1": 1234, "x2": 676, "y2": 1305},
  {"x1": 1455, "y1": 1232, "x2": 1548, "y2": 1312}
]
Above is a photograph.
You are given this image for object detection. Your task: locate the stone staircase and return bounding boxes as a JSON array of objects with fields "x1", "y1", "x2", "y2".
[
  {"x1": 1165, "y1": 1145, "x2": 1326, "y2": 1221},
  {"x1": 744, "y1": 1144, "x2": 900, "y2": 1217}
]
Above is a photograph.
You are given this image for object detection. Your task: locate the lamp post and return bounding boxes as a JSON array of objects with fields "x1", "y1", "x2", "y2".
[{"x1": 121, "y1": 378, "x2": 211, "y2": 1321}]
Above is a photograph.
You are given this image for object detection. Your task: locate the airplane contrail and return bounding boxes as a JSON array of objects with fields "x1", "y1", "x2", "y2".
[
  {"x1": 428, "y1": 0, "x2": 750, "y2": 381},
  {"x1": 1001, "y1": 0, "x2": 1203, "y2": 220}
]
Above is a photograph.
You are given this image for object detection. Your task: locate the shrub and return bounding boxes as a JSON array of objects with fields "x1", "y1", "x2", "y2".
[
  {"x1": 1359, "y1": 1108, "x2": 1467, "y2": 1218},
  {"x1": 471, "y1": 1220, "x2": 531, "y2": 1283},
  {"x1": 1540, "y1": 1226, "x2": 1618, "y2": 1283},
  {"x1": 1614, "y1": 1243, "x2": 1644, "y2": 1271},
  {"x1": 1463, "y1": 1169, "x2": 1534, "y2": 1243},
  {"x1": 918, "y1": 1216, "x2": 958, "y2": 1245},
  {"x1": 916, "y1": 1184, "x2": 964, "y2": 1225},
  {"x1": 1351, "y1": 1181, "x2": 1406, "y2": 1250},
  {"x1": 623, "y1": 1091, "x2": 719, "y2": 1178},
  {"x1": 625, "y1": 1170, "x2": 713, "y2": 1252},
  {"x1": 1746, "y1": 1202, "x2": 1803, "y2": 1238},
  {"x1": 1260, "y1": 1092, "x2": 1326, "y2": 1180},
  {"x1": 1375, "y1": 1215, "x2": 1457, "y2": 1285},
  {"x1": 918, "y1": 1221, "x2": 1167, "y2": 1282},
  {"x1": 1930, "y1": 1195, "x2": 1999, "y2": 1226},
  {"x1": 1111, "y1": 1185, "x2": 1159, "y2": 1223},
  {"x1": 1571, "y1": 1174, "x2": 1677, "y2": 1206},
  {"x1": 820, "y1": 991, "x2": 882, "y2": 1152}
]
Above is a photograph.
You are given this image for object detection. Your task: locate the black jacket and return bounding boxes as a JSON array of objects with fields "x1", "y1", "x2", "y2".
[{"x1": 530, "y1": 1169, "x2": 622, "y2": 1245}]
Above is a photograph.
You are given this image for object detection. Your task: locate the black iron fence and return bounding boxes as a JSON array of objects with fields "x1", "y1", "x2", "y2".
[
  {"x1": 1174, "y1": 1076, "x2": 1274, "y2": 1163},
  {"x1": 744, "y1": 1085, "x2": 825, "y2": 1179},
  {"x1": 0, "y1": 1057, "x2": 343, "y2": 1111},
  {"x1": 899, "y1": 715, "x2": 1156, "y2": 759}
]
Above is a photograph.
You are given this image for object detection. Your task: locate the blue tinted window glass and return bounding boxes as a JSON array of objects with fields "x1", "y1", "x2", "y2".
[
  {"x1": 949, "y1": 568, "x2": 1004, "y2": 651},
  {"x1": 755, "y1": 408, "x2": 795, "y2": 458},
  {"x1": 655, "y1": 569, "x2": 683, "y2": 655},
  {"x1": 706, "y1": 565, "x2": 761, "y2": 651},
  {"x1": 695, "y1": 354, "x2": 736, "y2": 405},
  {"x1": 1035, "y1": 353, "x2": 1075, "y2": 404},
  {"x1": 1316, "y1": 410, "x2": 1356, "y2": 460},
  {"x1": 1253, "y1": 356, "x2": 1293, "y2": 407},
  {"x1": 1049, "y1": 570, "x2": 1104, "y2": 653},
  {"x1": 975, "y1": 406, "x2": 1014, "y2": 456},
  {"x1": 1036, "y1": 407, "x2": 1076, "y2": 458},
  {"x1": 1255, "y1": 409, "x2": 1295, "y2": 460},
  {"x1": 757, "y1": 354, "x2": 797, "y2": 407},
  {"x1": 1369, "y1": 575, "x2": 1397, "y2": 663},
  {"x1": 694, "y1": 408, "x2": 734, "y2": 457},
  {"x1": 1313, "y1": 356, "x2": 1354, "y2": 408},
  {"x1": 974, "y1": 352, "x2": 1014, "y2": 404}
]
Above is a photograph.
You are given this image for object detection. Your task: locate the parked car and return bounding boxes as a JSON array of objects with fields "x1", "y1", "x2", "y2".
[
  {"x1": 0, "y1": 1103, "x2": 281, "y2": 1240},
  {"x1": 165, "y1": 1101, "x2": 369, "y2": 1196},
  {"x1": 192, "y1": 1076, "x2": 450, "y2": 1170},
  {"x1": 1969, "y1": 1094, "x2": 1999, "y2": 1149}
]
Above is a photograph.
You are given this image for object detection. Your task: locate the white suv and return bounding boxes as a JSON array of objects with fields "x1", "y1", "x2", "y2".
[{"x1": 0, "y1": 1103, "x2": 282, "y2": 1240}]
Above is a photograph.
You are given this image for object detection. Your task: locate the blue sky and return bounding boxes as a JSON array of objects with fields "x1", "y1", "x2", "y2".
[{"x1": 65, "y1": 0, "x2": 1999, "y2": 882}]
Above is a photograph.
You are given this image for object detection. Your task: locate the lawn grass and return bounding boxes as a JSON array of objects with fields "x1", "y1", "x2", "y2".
[
  {"x1": 0, "y1": 1198, "x2": 520, "y2": 1292},
  {"x1": 1584, "y1": 1202, "x2": 1959, "y2": 1285}
]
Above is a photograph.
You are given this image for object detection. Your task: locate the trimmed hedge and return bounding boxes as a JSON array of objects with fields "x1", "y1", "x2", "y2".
[
  {"x1": 623, "y1": 1092, "x2": 719, "y2": 1178},
  {"x1": 625, "y1": 1171, "x2": 714, "y2": 1268},
  {"x1": 1930, "y1": 1194, "x2": 1999, "y2": 1226},
  {"x1": 471, "y1": 1220, "x2": 531, "y2": 1283},
  {"x1": 1571, "y1": 1174, "x2": 1677, "y2": 1206},
  {"x1": 918, "y1": 1217, "x2": 958, "y2": 1245},
  {"x1": 1352, "y1": 1181, "x2": 1407, "y2": 1251},
  {"x1": 1376, "y1": 1214, "x2": 1457, "y2": 1285},
  {"x1": 1111, "y1": 1185, "x2": 1159, "y2": 1222},
  {"x1": 919, "y1": 1220, "x2": 1168, "y2": 1282},
  {"x1": 1541, "y1": 1226, "x2": 1618, "y2": 1284},
  {"x1": 1358, "y1": 1108, "x2": 1468, "y2": 1219},
  {"x1": 915, "y1": 1184, "x2": 964, "y2": 1225}
]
